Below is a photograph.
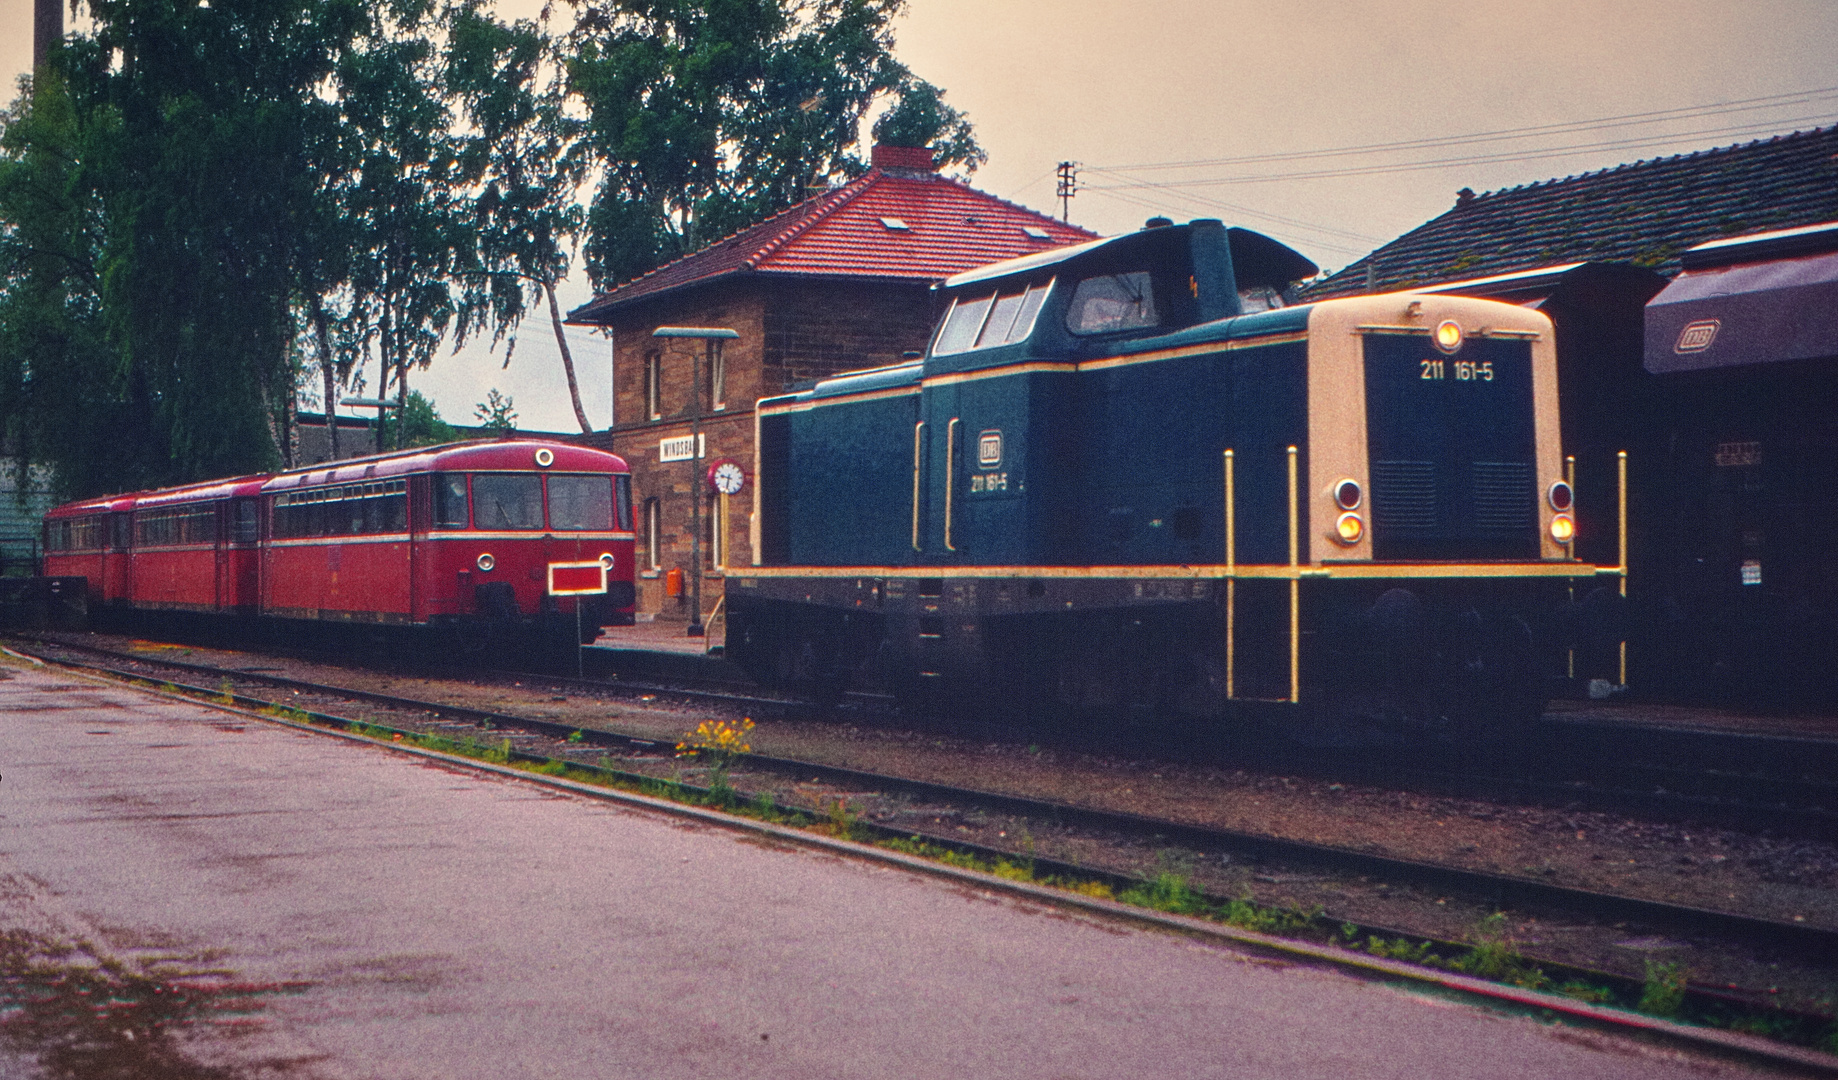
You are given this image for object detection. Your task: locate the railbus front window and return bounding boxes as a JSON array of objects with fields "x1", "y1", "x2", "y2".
[
  {"x1": 471, "y1": 474, "x2": 544, "y2": 530},
  {"x1": 548, "y1": 475, "x2": 614, "y2": 531},
  {"x1": 434, "y1": 473, "x2": 470, "y2": 528}
]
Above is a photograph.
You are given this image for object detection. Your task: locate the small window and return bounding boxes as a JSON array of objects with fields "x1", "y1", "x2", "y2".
[
  {"x1": 1066, "y1": 271, "x2": 1158, "y2": 335},
  {"x1": 434, "y1": 473, "x2": 470, "y2": 528},
  {"x1": 548, "y1": 475, "x2": 614, "y2": 531},
  {"x1": 880, "y1": 216, "x2": 910, "y2": 231},
  {"x1": 710, "y1": 341, "x2": 726, "y2": 412},
  {"x1": 643, "y1": 497, "x2": 661, "y2": 571},
  {"x1": 1237, "y1": 285, "x2": 1286, "y2": 314},
  {"x1": 645, "y1": 351, "x2": 662, "y2": 420},
  {"x1": 472, "y1": 474, "x2": 544, "y2": 530},
  {"x1": 1022, "y1": 226, "x2": 1051, "y2": 240},
  {"x1": 232, "y1": 499, "x2": 259, "y2": 544}
]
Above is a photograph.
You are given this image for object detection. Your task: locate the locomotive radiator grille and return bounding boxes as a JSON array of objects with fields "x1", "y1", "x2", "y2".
[
  {"x1": 1470, "y1": 460, "x2": 1535, "y2": 531},
  {"x1": 1370, "y1": 460, "x2": 1438, "y2": 531}
]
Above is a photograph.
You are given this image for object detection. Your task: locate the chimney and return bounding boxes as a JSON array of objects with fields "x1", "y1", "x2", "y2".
[{"x1": 871, "y1": 143, "x2": 939, "y2": 176}]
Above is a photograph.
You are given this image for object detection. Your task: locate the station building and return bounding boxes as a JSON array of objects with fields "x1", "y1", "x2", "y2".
[{"x1": 566, "y1": 143, "x2": 1092, "y2": 624}]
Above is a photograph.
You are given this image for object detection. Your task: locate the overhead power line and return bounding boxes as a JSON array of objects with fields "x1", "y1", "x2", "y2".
[
  {"x1": 1099, "y1": 85, "x2": 1838, "y2": 173},
  {"x1": 1085, "y1": 112, "x2": 1838, "y2": 190}
]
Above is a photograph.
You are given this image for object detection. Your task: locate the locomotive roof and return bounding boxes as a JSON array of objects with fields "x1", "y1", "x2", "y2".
[
  {"x1": 261, "y1": 439, "x2": 626, "y2": 492},
  {"x1": 940, "y1": 221, "x2": 1317, "y2": 292}
]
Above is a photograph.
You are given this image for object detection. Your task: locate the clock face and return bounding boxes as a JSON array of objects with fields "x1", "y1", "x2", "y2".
[{"x1": 711, "y1": 461, "x2": 745, "y2": 494}]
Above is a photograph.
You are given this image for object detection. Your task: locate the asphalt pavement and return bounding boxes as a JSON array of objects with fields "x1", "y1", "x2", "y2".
[{"x1": 0, "y1": 658, "x2": 1783, "y2": 1078}]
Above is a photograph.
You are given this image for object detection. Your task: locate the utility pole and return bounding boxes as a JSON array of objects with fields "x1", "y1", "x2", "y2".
[{"x1": 1056, "y1": 162, "x2": 1079, "y2": 223}]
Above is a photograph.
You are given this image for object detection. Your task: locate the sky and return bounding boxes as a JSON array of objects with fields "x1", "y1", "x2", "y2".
[{"x1": 6, "y1": 0, "x2": 1838, "y2": 431}]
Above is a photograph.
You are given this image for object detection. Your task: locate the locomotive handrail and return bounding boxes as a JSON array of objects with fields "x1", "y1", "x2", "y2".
[
  {"x1": 911, "y1": 421, "x2": 926, "y2": 552},
  {"x1": 1223, "y1": 449, "x2": 1235, "y2": 701},
  {"x1": 943, "y1": 418, "x2": 960, "y2": 552},
  {"x1": 1287, "y1": 445, "x2": 1300, "y2": 704}
]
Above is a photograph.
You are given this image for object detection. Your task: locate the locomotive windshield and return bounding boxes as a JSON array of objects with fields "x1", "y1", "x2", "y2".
[
  {"x1": 1065, "y1": 271, "x2": 1158, "y2": 334},
  {"x1": 434, "y1": 473, "x2": 469, "y2": 528},
  {"x1": 472, "y1": 474, "x2": 544, "y2": 530}
]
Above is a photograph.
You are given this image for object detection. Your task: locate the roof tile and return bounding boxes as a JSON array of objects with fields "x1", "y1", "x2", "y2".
[{"x1": 568, "y1": 164, "x2": 1095, "y2": 321}]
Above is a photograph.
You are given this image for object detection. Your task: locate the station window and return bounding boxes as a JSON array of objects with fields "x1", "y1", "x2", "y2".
[
  {"x1": 1065, "y1": 271, "x2": 1158, "y2": 335},
  {"x1": 645, "y1": 351, "x2": 662, "y2": 421},
  {"x1": 644, "y1": 497, "x2": 661, "y2": 571},
  {"x1": 932, "y1": 280, "x2": 1054, "y2": 357},
  {"x1": 471, "y1": 474, "x2": 544, "y2": 530},
  {"x1": 548, "y1": 475, "x2": 614, "y2": 531},
  {"x1": 710, "y1": 341, "x2": 726, "y2": 411}
]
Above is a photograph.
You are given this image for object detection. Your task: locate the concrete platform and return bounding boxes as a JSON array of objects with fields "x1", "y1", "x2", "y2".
[{"x1": 0, "y1": 659, "x2": 1783, "y2": 1078}]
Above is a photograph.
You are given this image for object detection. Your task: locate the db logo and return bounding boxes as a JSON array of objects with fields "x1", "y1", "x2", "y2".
[
  {"x1": 977, "y1": 429, "x2": 1003, "y2": 469},
  {"x1": 1674, "y1": 319, "x2": 1720, "y2": 353}
]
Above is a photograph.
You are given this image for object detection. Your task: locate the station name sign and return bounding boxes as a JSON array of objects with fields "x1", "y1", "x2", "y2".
[{"x1": 658, "y1": 434, "x2": 706, "y2": 462}]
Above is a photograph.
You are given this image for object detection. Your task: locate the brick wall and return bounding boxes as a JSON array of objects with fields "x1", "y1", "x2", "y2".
[{"x1": 591, "y1": 275, "x2": 937, "y2": 621}]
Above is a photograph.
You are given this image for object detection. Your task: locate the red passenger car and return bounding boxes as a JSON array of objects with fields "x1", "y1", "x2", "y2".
[{"x1": 41, "y1": 440, "x2": 635, "y2": 643}]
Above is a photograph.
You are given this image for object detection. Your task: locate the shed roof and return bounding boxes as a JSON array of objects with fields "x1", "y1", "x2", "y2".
[
  {"x1": 1305, "y1": 126, "x2": 1838, "y2": 300},
  {"x1": 566, "y1": 146, "x2": 1095, "y2": 323}
]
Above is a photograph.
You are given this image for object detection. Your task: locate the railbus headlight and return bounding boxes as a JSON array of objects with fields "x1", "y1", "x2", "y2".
[
  {"x1": 1334, "y1": 512, "x2": 1364, "y2": 545},
  {"x1": 1334, "y1": 479, "x2": 1362, "y2": 511},
  {"x1": 1547, "y1": 480, "x2": 1573, "y2": 511},
  {"x1": 599, "y1": 552, "x2": 615, "y2": 570},
  {"x1": 1549, "y1": 515, "x2": 1574, "y2": 544},
  {"x1": 476, "y1": 552, "x2": 496, "y2": 572}
]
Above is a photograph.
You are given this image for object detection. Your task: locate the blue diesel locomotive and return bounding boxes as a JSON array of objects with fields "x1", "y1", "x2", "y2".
[{"x1": 727, "y1": 219, "x2": 1618, "y2": 742}]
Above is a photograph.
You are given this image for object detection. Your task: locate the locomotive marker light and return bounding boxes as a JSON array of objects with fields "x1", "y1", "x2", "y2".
[
  {"x1": 1433, "y1": 319, "x2": 1464, "y2": 353},
  {"x1": 1547, "y1": 480, "x2": 1573, "y2": 511},
  {"x1": 654, "y1": 326, "x2": 739, "y2": 637},
  {"x1": 1334, "y1": 512, "x2": 1364, "y2": 545}
]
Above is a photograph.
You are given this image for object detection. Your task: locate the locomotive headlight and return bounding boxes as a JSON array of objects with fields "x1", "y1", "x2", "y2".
[
  {"x1": 1333, "y1": 479, "x2": 1362, "y2": 511},
  {"x1": 1334, "y1": 512, "x2": 1364, "y2": 545},
  {"x1": 1434, "y1": 319, "x2": 1463, "y2": 353},
  {"x1": 476, "y1": 552, "x2": 496, "y2": 572},
  {"x1": 1547, "y1": 480, "x2": 1573, "y2": 511},
  {"x1": 1549, "y1": 515, "x2": 1574, "y2": 544}
]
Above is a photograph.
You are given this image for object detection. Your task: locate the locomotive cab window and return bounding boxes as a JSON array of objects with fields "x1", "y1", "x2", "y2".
[
  {"x1": 471, "y1": 474, "x2": 544, "y2": 530},
  {"x1": 548, "y1": 475, "x2": 614, "y2": 531},
  {"x1": 1236, "y1": 284, "x2": 1287, "y2": 314},
  {"x1": 932, "y1": 280, "x2": 1054, "y2": 357},
  {"x1": 1065, "y1": 271, "x2": 1159, "y2": 335}
]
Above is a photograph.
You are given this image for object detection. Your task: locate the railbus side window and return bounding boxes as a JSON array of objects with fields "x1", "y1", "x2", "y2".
[
  {"x1": 110, "y1": 513, "x2": 130, "y2": 550},
  {"x1": 471, "y1": 474, "x2": 543, "y2": 530},
  {"x1": 434, "y1": 473, "x2": 470, "y2": 528},
  {"x1": 547, "y1": 475, "x2": 613, "y2": 531},
  {"x1": 615, "y1": 475, "x2": 634, "y2": 532}
]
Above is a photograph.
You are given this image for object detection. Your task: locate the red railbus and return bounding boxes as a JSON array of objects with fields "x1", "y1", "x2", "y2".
[{"x1": 42, "y1": 440, "x2": 635, "y2": 643}]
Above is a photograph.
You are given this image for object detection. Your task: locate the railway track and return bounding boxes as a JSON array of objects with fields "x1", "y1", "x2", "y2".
[{"x1": 11, "y1": 633, "x2": 1837, "y2": 975}]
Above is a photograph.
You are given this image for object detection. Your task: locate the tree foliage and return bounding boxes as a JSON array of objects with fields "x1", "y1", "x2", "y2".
[
  {"x1": 0, "y1": 0, "x2": 981, "y2": 497},
  {"x1": 567, "y1": 0, "x2": 984, "y2": 288}
]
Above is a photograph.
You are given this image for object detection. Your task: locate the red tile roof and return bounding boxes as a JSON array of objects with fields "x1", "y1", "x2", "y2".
[{"x1": 566, "y1": 157, "x2": 1095, "y2": 323}]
